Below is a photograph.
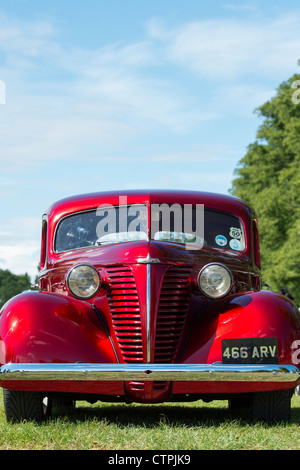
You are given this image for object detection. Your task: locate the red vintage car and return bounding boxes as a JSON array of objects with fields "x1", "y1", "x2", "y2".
[{"x1": 0, "y1": 190, "x2": 299, "y2": 423}]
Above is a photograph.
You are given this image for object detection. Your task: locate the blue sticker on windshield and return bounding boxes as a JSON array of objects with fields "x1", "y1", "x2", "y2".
[
  {"x1": 229, "y1": 238, "x2": 242, "y2": 250},
  {"x1": 215, "y1": 235, "x2": 227, "y2": 246}
]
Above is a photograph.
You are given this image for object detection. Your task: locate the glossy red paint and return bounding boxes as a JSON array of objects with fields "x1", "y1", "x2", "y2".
[{"x1": 0, "y1": 190, "x2": 299, "y2": 411}]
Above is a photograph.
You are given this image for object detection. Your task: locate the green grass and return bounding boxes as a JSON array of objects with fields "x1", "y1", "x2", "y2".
[{"x1": 0, "y1": 393, "x2": 300, "y2": 450}]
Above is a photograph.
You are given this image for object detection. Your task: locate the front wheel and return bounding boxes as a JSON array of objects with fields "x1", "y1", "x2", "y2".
[
  {"x1": 252, "y1": 390, "x2": 292, "y2": 423},
  {"x1": 3, "y1": 389, "x2": 52, "y2": 423}
]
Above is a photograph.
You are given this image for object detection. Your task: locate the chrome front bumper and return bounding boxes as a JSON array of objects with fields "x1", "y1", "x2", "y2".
[{"x1": 0, "y1": 363, "x2": 299, "y2": 383}]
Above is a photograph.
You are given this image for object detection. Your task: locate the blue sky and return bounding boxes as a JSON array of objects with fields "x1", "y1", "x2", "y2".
[{"x1": 1, "y1": 0, "x2": 300, "y2": 279}]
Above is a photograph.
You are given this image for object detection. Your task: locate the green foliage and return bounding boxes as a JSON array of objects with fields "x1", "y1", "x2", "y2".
[
  {"x1": 0, "y1": 269, "x2": 31, "y2": 309},
  {"x1": 231, "y1": 67, "x2": 300, "y2": 304}
]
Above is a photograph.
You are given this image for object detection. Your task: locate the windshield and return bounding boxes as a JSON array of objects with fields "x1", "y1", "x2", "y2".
[
  {"x1": 54, "y1": 204, "x2": 245, "y2": 253},
  {"x1": 54, "y1": 204, "x2": 148, "y2": 252}
]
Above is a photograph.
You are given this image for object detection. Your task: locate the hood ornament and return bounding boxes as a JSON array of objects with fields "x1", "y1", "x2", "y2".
[{"x1": 137, "y1": 254, "x2": 161, "y2": 264}]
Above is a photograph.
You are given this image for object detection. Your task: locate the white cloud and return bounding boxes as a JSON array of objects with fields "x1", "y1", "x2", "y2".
[
  {"x1": 180, "y1": 171, "x2": 234, "y2": 194},
  {"x1": 0, "y1": 14, "x2": 220, "y2": 173},
  {"x1": 123, "y1": 169, "x2": 234, "y2": 195},
  {"x1": 0, "y1": 12, "x2": 60, "y2": 74},
  {"x1": 0, "y1": 216, "x2": 41, "y2": 278},
  {"x1": 0, "y1": 243, "x2": 39, "y2": 279},
  {"x1": 1, "y1": 6, "x2": 300, "y2": 277},
  {"x1": 224, "y1": 4, "x2": 261, "y2": 13},
  {"x1": 0, "y1": 216, "x2": 41, "y2": 244},
  {"x1": 211, "y1": 83, "x2": 276, "y2": 116},
  {"x1": 147, "y1": 13, "x2": 300, "y2": 80},
  {"x1": 2, "y1": 9, "x2": 299, "y2": 174}
]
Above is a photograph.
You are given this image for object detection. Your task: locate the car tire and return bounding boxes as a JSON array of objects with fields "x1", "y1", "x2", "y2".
[
  {"x1": 252, "y1": 390, "x2": 291, "y2": 423},
  {"x1": 3, "y1": 389, "x2": 52, "y2": 423}
]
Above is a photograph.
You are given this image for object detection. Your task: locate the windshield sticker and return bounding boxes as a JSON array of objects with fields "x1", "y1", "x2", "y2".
[
  {"x1": 229, "y1": 227, "x2": 242, "y2": 239},
  {"x1": 215, "y1": 235, "x2": 227, "y2": 247},
  {"x1": 229, "y1": 238, "x2": 242, "y2": 250}
]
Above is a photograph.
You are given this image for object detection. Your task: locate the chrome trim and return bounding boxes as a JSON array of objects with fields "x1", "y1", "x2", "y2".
[
  {"x1": 146, "y1": 264, "x2": 151, "y2": 363},
  {"x1": 66, "y1": 264, "x2": 101, "y2": 299},
  {"x1": 137, "y1": 254, "x2": 161, "y2": 264},
  {"x1": 0, "y1": 363, "x2": 299, "y2": 383},
  {"x1": 197, "y1": 263, "x2": 233, "y2": 299}
]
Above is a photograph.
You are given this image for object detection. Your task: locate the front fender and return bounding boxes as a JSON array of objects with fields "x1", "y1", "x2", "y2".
[
  {"x1": 0, "y1": 291, "x2": 117, "y2": 365},
  {"x1": 181, "y1": 290, "x2": 300, "y2": 366}
]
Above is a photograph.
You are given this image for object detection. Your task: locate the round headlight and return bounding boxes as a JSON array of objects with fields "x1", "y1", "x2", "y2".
[
  {"x1": 198, "y1": 263, "x2": 232, "y2": 299},
  {"x1": 67, "y1": 264, "x2": 100, "y2": 299}
]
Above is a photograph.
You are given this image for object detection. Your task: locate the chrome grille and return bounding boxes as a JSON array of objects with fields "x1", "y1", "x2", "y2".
[
  {"x1": 106, "y1": 264, "x2": 192, "y2": 365},
  {"x1": 106, "y1": 265, "x2": 143, "y2": 363},
  {"x1": 154, "y1": 266, "x2": 192, "y2": 363}
]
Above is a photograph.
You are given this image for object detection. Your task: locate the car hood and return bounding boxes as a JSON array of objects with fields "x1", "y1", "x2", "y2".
[{"x1": 49, "y1": 240, "x2": 252, "y2": 274}]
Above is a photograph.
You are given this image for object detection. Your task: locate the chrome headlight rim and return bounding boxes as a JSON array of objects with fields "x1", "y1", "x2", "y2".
[
  {"x1": 197, "y1": 262, "x2": 232, "y2": 299},
  {"x1": 66, "y1": 264, "x2": 101, "y2": 299}
]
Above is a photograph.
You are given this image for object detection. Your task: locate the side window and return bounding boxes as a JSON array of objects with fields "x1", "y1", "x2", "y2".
[
  {"x1": 40, "y1": 218, "x2": 48, "y2": 270},
  {"x1": 252, "y1": 219, "x2": 260, "y2": 268}
]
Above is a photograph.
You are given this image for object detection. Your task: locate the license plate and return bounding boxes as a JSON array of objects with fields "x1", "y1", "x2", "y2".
[{"x1": 222, "y1": 337, "x2": 278, "y2": 364}]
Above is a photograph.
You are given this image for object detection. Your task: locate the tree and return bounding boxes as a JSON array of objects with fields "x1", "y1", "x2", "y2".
[
  {"x1": 231, "y1": 68, "x2": 300, "y2": 304},
  {"x1": 0, "y1": 269, "x2": 31, "y2": 309}
]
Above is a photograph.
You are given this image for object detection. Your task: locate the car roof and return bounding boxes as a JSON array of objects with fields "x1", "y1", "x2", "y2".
[{"x1": 45, "y1": 190, "x2": 255, "y2": 223}]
